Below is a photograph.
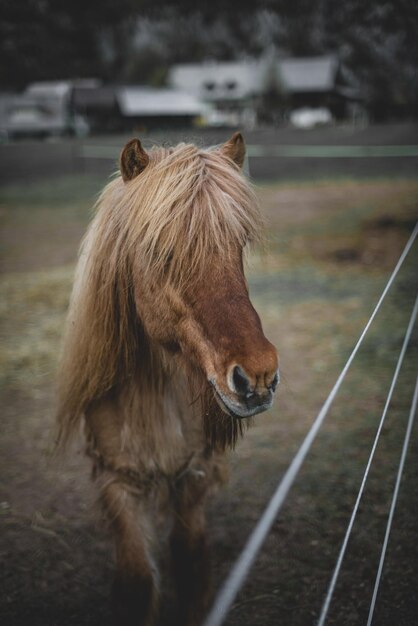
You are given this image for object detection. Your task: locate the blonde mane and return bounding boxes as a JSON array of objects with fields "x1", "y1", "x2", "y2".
[{"x1": 56, "y1": 142, "x2": 263, "y2": 447}]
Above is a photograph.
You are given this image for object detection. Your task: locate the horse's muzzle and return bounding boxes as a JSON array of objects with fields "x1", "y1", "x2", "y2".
[{"x1": 210, "y1": 376, "x2": 278, "y2": 419}]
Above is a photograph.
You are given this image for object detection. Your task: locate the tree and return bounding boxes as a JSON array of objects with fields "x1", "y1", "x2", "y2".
[{"x1": 0, "y1": 0, "x2": 139, "y2": 88}]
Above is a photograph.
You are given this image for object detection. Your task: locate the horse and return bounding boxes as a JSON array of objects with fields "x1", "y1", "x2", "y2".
[{"x1": 55, "y1": 132, "x2": 279, "y2": 626}]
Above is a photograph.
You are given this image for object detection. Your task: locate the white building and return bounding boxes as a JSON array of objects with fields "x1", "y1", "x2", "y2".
[{"x1": 170, "y1": 55, "x2": 359, "y2": 126}]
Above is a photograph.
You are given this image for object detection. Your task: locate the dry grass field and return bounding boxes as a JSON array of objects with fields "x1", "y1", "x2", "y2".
[{"x1": 1, "y1": 173, "x2": 417, "y2": 625}]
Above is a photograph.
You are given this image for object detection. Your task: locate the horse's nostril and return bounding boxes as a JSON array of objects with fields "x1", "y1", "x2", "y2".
[
  {"x1": 232, "y1": 365, "x2": 252, "y2": 396},
  {"x1": 269, "y1": 371, "x2": 280, "y2": 392}
]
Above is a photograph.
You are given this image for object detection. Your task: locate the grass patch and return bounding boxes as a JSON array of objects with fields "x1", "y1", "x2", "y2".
[
  {"x1": 0, "y1": 267, "x2": 73, "y2": 390},
  {"x1": 0, "y1": 173, "x2": 107, "y2": 210}
]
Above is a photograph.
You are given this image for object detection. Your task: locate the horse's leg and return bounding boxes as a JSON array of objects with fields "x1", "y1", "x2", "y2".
[
  {"x1": 101, "y1": 481, "x2": 159, "y2": 626},
  {"x1": 170, "y1": 496, "x2": 212, "y2": 626}
]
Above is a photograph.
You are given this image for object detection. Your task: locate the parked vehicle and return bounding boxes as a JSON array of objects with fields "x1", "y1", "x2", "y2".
[{"x1": 289, "y1": 107, "x2": 333, "y2": 129}]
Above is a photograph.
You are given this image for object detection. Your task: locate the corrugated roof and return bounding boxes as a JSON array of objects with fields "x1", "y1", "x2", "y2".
[{"x1": 117, "y1": 87, "x2": 204, "y2": 116}]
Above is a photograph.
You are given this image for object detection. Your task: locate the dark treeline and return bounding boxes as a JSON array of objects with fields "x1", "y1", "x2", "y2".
[{"x1": 1, "y1": 0, "x2": 418, "y2": 120}]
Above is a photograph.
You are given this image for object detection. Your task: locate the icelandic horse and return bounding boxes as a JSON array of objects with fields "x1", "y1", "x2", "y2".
[{"x1": 56, "y1": 132, "x2": 279, "y2": 625}]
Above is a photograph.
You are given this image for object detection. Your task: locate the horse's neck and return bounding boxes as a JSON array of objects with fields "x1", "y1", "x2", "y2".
[{"x1": 122, "y1": 348, "x2": 205, "y2": 473}]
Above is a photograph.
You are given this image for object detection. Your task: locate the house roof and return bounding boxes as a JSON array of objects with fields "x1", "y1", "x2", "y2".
[
  {"x1": 116, "y1": 87, "x2": 204, "y2": 117},
  {"x1": 25, "y1": 81, "x2": 73, "y2": 99},
  {"x1": 278, "y1": 56, "x2": 339, "y2": 92},
  {"x1": 25, "y1": 79, "x2": 100, "y2": 100}
]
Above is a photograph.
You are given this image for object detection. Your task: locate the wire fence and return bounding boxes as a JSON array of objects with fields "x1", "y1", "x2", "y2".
[{"x1": 203, "y1": 222, "x2": 418, "y2": 626}]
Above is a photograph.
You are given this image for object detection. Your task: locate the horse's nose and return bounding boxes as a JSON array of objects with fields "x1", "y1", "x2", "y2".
[
  {"x1": 211, "y1": 354, "x2": 279, "y2": 419},
  {"x1": 228, "y1": 363, "x2": 280, "y2": 400},
  {"x1": 231, "y1": 365, "x2": 253, "y2": 397}
]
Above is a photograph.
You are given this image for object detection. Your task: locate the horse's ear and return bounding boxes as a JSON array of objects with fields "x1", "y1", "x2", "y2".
[
  {"x1": 120, "y1": 138, "x2": 150, "y2": 182},
  {"x1": 220, "y1": 131, "x2": 246, "y2": 168}
]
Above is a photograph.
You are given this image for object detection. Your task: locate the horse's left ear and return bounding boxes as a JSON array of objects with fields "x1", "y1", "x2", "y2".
[
  {"x1": 220, "y1": 131, "x2": 246, "y2": 168},
  {"x1": 120, "y1": 138, "x2": 150, "y2": 182}
]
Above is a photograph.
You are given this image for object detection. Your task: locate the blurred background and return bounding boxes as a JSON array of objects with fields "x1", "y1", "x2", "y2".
[
  {"x1": 1, "y1": 0, "x2": 418, "y2": 181},
  {"x1": 1, "y1": 2, "x2": 418, "y2": 625}
]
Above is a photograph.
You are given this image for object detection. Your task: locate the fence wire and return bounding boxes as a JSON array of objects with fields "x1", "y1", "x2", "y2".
[
  {"x1": 203, "y1": 222, "x2": 418, "y2": 626},
  {"x1": 366, "y1": 374, "x2": 418, "y2": 625},
  {"x1": 317, "y1": 295, "x2": 418, "y2": 626}
]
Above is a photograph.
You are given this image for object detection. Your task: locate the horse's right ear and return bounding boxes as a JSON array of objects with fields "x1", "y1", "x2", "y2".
[
  {"x1": 220, "y1": 131, "x2": 246, "y2": 168},
  {"x1": 120, "y1": 138, "x2": 150, "y2": 182}
]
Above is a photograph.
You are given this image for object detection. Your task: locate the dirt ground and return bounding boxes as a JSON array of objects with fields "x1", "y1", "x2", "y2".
[{"x1": 1, "y1": 174, "x2": 418, "y2": 626}]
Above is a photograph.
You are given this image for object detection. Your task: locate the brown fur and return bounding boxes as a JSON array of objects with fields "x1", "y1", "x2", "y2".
[
  {"x1": 56, "y1": 141, "x2": 262, "y2": 447},
  {"x1": 55, "y1": 134, "x2": 278, "y2": 625}
]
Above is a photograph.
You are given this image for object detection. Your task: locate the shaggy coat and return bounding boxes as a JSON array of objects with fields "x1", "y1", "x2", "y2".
[{"x1": 56, "y1": 133, "x2": 278, "y2": 626}]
